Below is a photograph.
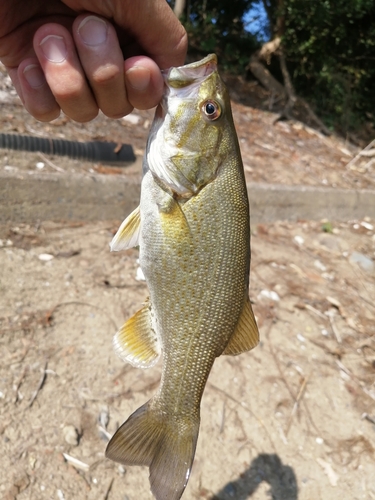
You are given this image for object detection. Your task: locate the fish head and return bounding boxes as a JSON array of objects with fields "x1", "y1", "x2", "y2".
[{"x1": 146, "y1": 54, "x2": 235, "y2": 198}]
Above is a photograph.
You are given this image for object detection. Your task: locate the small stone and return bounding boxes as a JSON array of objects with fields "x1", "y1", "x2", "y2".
[
  {"x1": 122, "y1": 113, "x2": 141, "y2": 125},
  {"x1": 294, "y1": 235, "x2": 304, "y2": 245},
  {"x1": 314, "y1": 259, "x2": 327, "y2": 271},
  {"x1": 38, "y1": 253, "x2": 54, "y2": 261},
  {"x1": 349, "y1": 251, "x2": 374, "y2": 273},
  {"x1": 0, "y1": 239, "x2": 13, "y2": 247},
  {"x1": 258, "y1": 289, "x2": 280, "y2": 301},
  {"x1": 62, "y1": 425, "x2": 79, "y2": 446},
  {"x1": 360, "y1": 221, "x2": 373, "y2": 230},
  {"x1": 57, "y1": 490, "x2": 65, "y2": 500},
  {"x1": 118, "y1": 465, "x2": 126, "y2": 476}
]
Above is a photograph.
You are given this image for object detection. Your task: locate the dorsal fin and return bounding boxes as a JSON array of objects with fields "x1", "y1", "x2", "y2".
[{"x1": 223, "y1": 296, "x2": 259, "y2": 355}]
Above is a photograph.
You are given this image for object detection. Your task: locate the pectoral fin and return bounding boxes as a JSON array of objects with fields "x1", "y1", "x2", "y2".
[
  {"x1": 223, "y1": 296, "x2": 259, "y2": 355},
  {"x1": 158, "y1": 195, "x2": 191, "y2": 241},
  {"x1": 110, "y1": 206, "x2": 141, "y2": 251},
  {"x1": 113, "y1": 303, "x2": 160, "y2": 368}
]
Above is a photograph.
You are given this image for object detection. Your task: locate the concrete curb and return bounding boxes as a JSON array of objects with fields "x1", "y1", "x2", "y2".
[
  {"x1": 1, "y1": 170, "x2": 374, "y2": 224},
  {"x1": 249, "y1": 183, "x2": 375, "y2": 223}
]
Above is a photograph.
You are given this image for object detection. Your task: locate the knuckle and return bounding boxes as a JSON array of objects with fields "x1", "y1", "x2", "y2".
[
  {"x1": 69, "y1": 108, "x2": 99, "y2": 123},
  {"x1": 34, "y1": 109, "x2": 61, "y2": 122},
  {"x1": 103, "y1": 104, "x2": 133, "y2": 119},
  {"x1": 53, "y1": 84, "x2": 83, "y2": 102},
  {"x1": 91, "y1": 65, "x2": 121, "y2": 87},
  {"x1": 131, "y1": 97, "x2": 157, "y2": 110}
]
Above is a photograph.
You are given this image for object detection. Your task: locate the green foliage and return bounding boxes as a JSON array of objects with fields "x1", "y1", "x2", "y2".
[
  {"x1": 168, "y1": 0, "x2": 374, "y2": 134},
  {"x1": 168, "y1": 0, "x2": 260, "y2": 73},
  {"x1": 279, "y1": 0, "x2": 375, "y2": 133},
  {"x1": 321, "y1": 221, "x2": 333, "y2": 233}
]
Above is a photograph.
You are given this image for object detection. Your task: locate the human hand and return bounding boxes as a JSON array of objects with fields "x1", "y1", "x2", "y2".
[{"x1": 0, "y1": 0, "x2": 187, "y2": 122}]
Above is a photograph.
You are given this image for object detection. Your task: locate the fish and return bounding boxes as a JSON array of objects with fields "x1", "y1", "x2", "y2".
[{"x1": 106, "y1": 54, "x2": 259, "y2": 500}]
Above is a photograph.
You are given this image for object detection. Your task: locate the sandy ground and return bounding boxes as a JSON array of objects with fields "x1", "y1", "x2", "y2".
[{"x1": 1, "y1": 217, "x2": 374, "y2": 500}]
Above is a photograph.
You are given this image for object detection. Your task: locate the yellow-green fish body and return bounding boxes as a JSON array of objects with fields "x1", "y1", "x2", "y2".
[{"x1": 106, "y1": 54, "x2": 259, "y2": 500}]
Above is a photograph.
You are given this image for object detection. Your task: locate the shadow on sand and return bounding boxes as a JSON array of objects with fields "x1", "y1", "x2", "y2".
[{"x1": 211, "y1": 453, "x2": 298, "y2": 500}]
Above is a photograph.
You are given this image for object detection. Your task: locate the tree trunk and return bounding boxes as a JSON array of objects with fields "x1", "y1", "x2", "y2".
[
  {"x1": 174, "y1": 0, "x2": 186, "y2": 19},
  {"x1": 248, "y1": 53, "x2": 286, "y2": 98},
  {"x1": 249, "y1": 0, "x2": 332, "y2": 135}
]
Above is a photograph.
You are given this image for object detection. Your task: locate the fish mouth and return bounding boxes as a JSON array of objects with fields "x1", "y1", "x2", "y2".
[{"x1": 162, "y1": 54, "x2": 217, "y2": 94}]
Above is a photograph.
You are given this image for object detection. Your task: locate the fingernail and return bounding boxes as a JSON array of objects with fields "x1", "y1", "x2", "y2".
[
  {"x1": 125, "y1": 67, "x2": 151, "y2": 91},
  {"x1": 23, "y1": 64, "x2": 46, "y2": 88},
  {"x1": 40, "y1": 35, "x2": 67, "y2": 63},
  {"x1": 78, "y1": 16, "x2": 108, "y2": 46}
]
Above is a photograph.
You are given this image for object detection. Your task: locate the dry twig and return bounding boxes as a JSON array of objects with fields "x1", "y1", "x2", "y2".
[
  {"x1": 327, "y1": 311, "x2": 342, "y2": 344},
  {"x1": 207, "y1": 382, "x2": 276, "y2": 451},
  {"x1": 38, "y1": 151, "x2": 65, "y2": 173},
  {"x1": 336, "y1": 360, "x2": 375, "y2": 402},
  {"x1": 13, "y1": 366, "x2": 28, "y2": 404},
  {"x1": 48, "y1": 301, "x2": 118, "y2": 332},
  {"x1": 103, "y1": 478, "x2": 114, "y2": 500},
  {"x1": 28, "y1": 361, "x2": 48, "y2": 408},
  {"x1": 266, "y1": 321, "x2": 321, "y2": 435},
  {"x1": 285, "y1": 376, "x2": 309, "y2": 436},
  {"x1": 62, "y1": 453, "x2": 90, "y2": 472}
]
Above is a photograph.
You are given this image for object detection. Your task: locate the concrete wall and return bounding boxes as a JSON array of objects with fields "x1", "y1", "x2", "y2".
[{"x1": 1, "y1": 171, "x2": 374, "y2": 224}]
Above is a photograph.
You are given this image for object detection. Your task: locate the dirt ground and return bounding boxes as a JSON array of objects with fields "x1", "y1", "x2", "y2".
[
  {"x1": 1, "y1": 217, "x2": 374, "y2": 500},
  {"x1": 1, "y1": 62, "x2": 375, "y2": 500}
]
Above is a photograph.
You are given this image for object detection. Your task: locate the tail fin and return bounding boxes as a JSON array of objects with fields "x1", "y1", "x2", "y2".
[{"x1": 106, "y1": 400, "x2": 200, "y2": 500}]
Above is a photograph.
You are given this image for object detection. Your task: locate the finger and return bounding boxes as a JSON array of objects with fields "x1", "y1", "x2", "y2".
[
  {"x1": 16, "y1": 58, "x2": 61, "y2": 122},
  {"x1": 62, "y1": 0, "x2": 188, "y2": 69},
  {"x1": 118, "y1": 0, "x2": 188, "y2": 69},
  {"x1": 33, "y1": 23, "x2": 99, "y2": 122},
  {"x1": 124, "y1": 56, "x2": 164, "y2": 110},
  {"x1": 73, "y1": 14, "x2": 132, "y2": 118}
]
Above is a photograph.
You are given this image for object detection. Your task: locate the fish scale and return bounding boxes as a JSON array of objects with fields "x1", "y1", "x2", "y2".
[{"x1": 106, "y1": 54, "x2": 259, "y2": 500}]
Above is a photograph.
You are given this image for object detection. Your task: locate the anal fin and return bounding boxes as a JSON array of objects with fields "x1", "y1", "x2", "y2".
[
  {"x1": 113, "y1": 303, "x2": 160, "y2": 368},
  {"x1": 110, "y1": 205, "x2": 141, "y2": 251},
  {"x1": 223, "y1": 296, "x2": 259, "y2": 355}
]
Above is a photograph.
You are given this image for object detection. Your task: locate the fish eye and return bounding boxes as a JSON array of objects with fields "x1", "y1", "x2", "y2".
[{"x1": 201, "y1": 100, "x2": 221, "y2": 121}]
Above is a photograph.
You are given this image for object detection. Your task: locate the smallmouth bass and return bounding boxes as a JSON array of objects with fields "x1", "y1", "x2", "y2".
[{"x1": 106, "y1": 54, "x2": 259, "y2": 500}]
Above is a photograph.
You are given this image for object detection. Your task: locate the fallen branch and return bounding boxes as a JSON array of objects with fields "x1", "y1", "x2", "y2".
[
  {"x1": 359, "y1": 148, "x2": 375, "y2": 157},
  {"x1": 248, "y1": 52, "x2": 286, "y2": 99},
  {"x1": 345, "y1": 138, "x2": 375, "y2": 170}
]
